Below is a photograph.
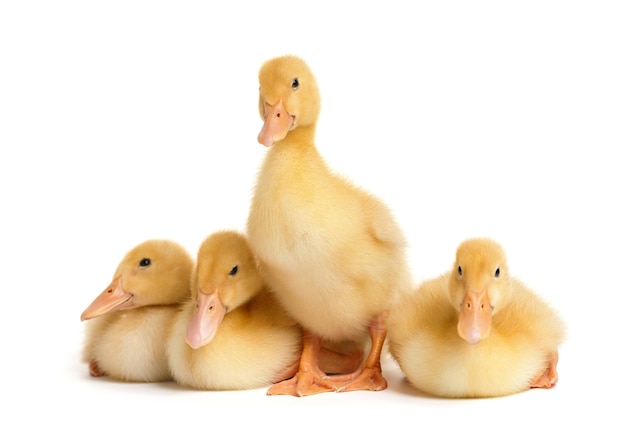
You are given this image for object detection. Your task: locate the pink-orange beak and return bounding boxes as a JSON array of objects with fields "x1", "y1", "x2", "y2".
[
  {"x1": 80, "y1": 278, "x2": 134, "y2": 321},
  {"x1": 257, "y1": 99, "x2": 294, "y2": 147},
  {"x1": 457, "y1": 288, "x2": 492, "y2": 344},
  {"x1": 185, "y1": 291, "x2": 227, "y2": 349}
]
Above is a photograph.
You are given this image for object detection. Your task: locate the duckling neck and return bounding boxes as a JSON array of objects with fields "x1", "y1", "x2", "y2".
[
  {"x1": 279, "y1": 123, "x2": 317, "y2": 150},
  {"x1": 267, "y1": 123, "x2": 325, "y2": 173}
]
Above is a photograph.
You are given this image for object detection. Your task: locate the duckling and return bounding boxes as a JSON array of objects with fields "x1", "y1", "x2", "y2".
[
  {"x1": 247, "y1": 55, "x2": 413, "y2": 396},
  {"x1": 166, "y1": 230, "x2": 362, "y2": 391},
  {"x1": 80, "y1": 239, "x2": 193, "y2": 382},
  {"x1": 386, "y1": 237, "x2": 566, "y2": 398}
]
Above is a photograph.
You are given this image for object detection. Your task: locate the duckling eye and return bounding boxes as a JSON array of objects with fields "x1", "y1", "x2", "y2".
[
  {"x1": 291, "y1": 78, "x2": 299, "y2": 90},
  {"x1": 229, "y1": 265, "x2": 238, "y2": 276},
  {"x1": 494, "y1": 267, "x2": 500, "y2": 278},
  {"x1": 139, "y1": 258, "x2": 151, "y2": 268},
  {"x1": 457, "y1": 266, "x2": 462, "y2": 276}
]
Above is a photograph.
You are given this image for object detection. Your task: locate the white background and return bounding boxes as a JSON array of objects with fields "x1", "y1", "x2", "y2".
[{"x1": 1, "y1": 1, "x2": 624, "y2": 435}]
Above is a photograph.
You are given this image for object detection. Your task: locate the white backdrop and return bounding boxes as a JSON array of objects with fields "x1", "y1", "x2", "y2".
[{"x1": 1, "y1": 1, "x2": 624, "y2": 435}]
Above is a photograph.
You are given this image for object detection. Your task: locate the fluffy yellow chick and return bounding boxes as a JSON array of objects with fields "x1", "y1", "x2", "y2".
[
  {"x1": 247, "y1": 55, "x2": 413, "y2": 396},
  {"x1": 387, "y1": 237, "x2": 566, "y2": 398},
  {"x1": 80, "y1": 239, "x2": 193, "y2": 382}
]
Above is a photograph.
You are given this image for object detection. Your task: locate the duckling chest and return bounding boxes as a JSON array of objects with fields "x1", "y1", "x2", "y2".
[
  {"x1": 248, "y1": 187, "x2": 360, "y2": 276},
  {"x1": 249, "y1": 153, "x2": 359, "y2": 250}
]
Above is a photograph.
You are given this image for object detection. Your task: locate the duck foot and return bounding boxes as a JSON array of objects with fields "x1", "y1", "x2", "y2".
[
  {"x1": 267, "y1": 368, "x2": 339, "y2": 397},
  {"x1": 333, "y1": 365, "x2": 387, "y2": 392},
  {"x1": 268, "y1": 311, "x2": 390, "y2": 397},
  {"x1": 272, "y1": 344, "x2": 365, "y2": 386},
  {"x1": 335, "y1": 311, "x2": 389, "y2": 393},
  {"x1": 267, "y1": 330, "x2": 341, "y2": 397},
  {"x1": 530, "y1": 350, "x2": 559, "y2": 388},
  {"x1": 89, "y1": 359, "x2": 106, "y2": 377}
]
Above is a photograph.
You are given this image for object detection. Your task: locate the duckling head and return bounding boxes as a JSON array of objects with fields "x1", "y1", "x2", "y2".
[
  {"x1": 448, "y1": 238, "x2": 511, "y2": 344},
  {"x1": 185, "y1": 231, "x2": 264, "y2": 349},
  {"x1": 257, "y1": 54, "x2": 321, "y2": 147},
  {"x1": 80, "y1": 240, "x2": 193, "y2": 321}
]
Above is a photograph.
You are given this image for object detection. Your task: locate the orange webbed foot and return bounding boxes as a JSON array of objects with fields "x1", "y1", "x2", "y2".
[
  {"x1": 333, "y1": 311, "x2": 389, "y2": 393},
  {"x1": 267, "y1": 330, "x2": 343, "y2": 397},
  {"x1": 88, "y1": 359, "x2": 106, "y2": 377},
  {"x1": 333, "y1": 363, "x2": 388, "y2": 393},
  {"x1": 530, "y1": 350, "x2": 559, "y2": 389},
  {"x1": 267, "y1": 367, "x2": 339, "y2": 397}
]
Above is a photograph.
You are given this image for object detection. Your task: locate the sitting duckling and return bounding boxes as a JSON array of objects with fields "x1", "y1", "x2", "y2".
[
  {"x1": 80, "y1": 239, "x2": 193, "y2": 382},
  {"x1": 167, "y1": 230, "x2": 362, "y2": 390},
  {"x1": 387, "y1": 237, "x2": 566, "y2": 398}
]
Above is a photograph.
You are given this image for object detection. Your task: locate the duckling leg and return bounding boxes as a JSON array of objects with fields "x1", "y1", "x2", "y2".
[
  {"x1": 272, "y1": 344, "x2": 364, "y2": 385},
  {"x1": 530, "y1": 350, "x2": 559, "y2": 388},
  {"x1": 333, "y1": 311, "x2": 388, "y2": 393},
  {"x1": 267, "y1": 330, "x2": 340, "y2": 396},
  {"x1": 88, "y1": 359, "x2": 106, "y2": 377}
]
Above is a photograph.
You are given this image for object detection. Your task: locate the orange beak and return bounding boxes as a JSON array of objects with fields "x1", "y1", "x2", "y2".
[
  {"x1": 80, "y1": 277, "x2": 134, "y2": 321},
  {"x1": 185, "y1": 291, "x2": 227, "y2": 349},
  {"x1": 457, "y1": 288, "x2": 492, "y2": 344},
  {"x1": 257, "y1": 99, "x2": 294, "y2": 147}
]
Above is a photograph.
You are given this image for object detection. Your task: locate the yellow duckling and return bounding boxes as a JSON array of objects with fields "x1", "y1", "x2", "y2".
[
  {"x1": 80, "y1": 239, "x2": 193, "y2": 382},
  {"x1": 247, "y1": 55, "x2": 413, "y2": 396},
  {"x1": 167, "y1": 230, "x2": 361, "y2": 390},
  {"x1": 387, "y1": 237, "x2": 566, "y2": 398}
]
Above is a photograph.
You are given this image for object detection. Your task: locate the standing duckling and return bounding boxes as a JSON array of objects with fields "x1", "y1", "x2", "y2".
[
  {"x1": 247, "y1": 55, "x2": 413, "y2": 396},
  {"x1": 387, "y1": 237, "x2": 566, "y2": 398},
  {"x1": 166, "y1": 230, "x2": 362, "y2": 390},
  {"x1": 80, "y1": 239, "x2": 193, "y2": 382}
]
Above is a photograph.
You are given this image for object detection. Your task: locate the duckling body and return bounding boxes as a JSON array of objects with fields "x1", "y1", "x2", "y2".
[
  {"x1": 387, "y1": 238, "x2": 566, "y2": 398},
  {"x1": 247, "y1": 55, "x2": 413, "y2": 396},
  {"x1": 81, "y1": 239, "x2": 193, "y2": 382}
]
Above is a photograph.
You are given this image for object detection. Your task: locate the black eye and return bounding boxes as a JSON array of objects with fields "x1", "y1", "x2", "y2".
[
  {"x1": 457, "y1": 266, "x2": 462, "y2": 276},
  {"x1": 494, "y1": 267, "x2": 500, "y2": 278},
  {"x1": 139, "y1": 258, "x2": 151, "y2": 268},
  {"x1": 291, "y1": 78, "x2": 299, "y2": 89},
  {"x1": 229, "y1": 265, "x2": 238, "y2": 276}
]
